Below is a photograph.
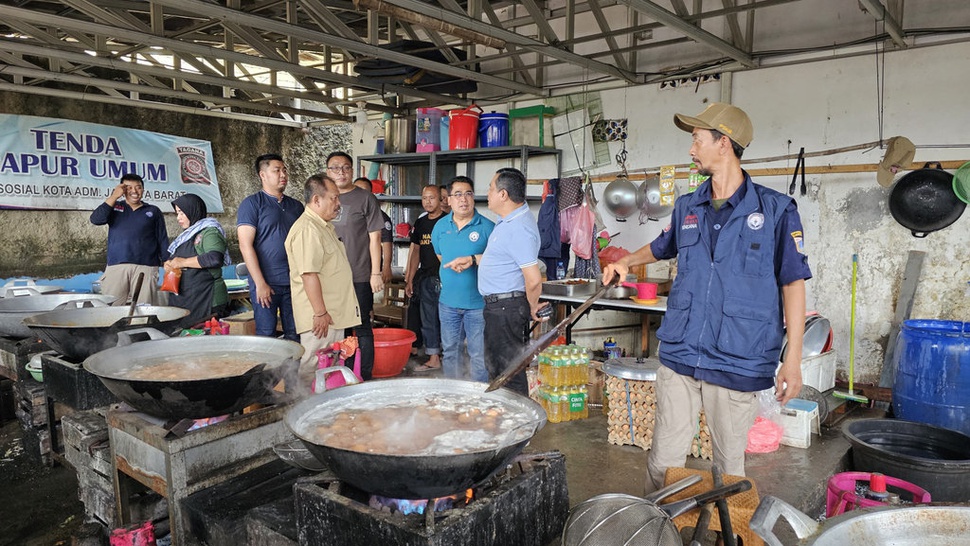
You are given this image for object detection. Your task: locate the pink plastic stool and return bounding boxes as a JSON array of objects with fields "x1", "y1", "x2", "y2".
[{"x1": 826, "y1": 471, "x2": 932, "y2": 517}]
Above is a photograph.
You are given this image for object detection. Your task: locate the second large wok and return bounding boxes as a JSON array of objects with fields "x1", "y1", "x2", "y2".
[
  {"x1": 24, "y1": 305, "x2": 189, "y2": 360},
  {"x1": 0, "y1": 293, "x2": 117, "y2": 338},
  {"x1": 285, "y1": 378, "x2": 547, "y2": 499},
  {"x1": 84, "y1": 329, "x2": 304, "y2": 419}
]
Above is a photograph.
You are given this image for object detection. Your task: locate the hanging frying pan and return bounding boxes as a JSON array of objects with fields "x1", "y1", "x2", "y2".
[{"x1": 888, "y1": 162, "x2": 965, "y2": 238}]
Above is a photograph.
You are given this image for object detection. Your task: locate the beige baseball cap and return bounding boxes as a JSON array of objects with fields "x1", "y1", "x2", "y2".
[
  {"x1": 877, "y1": 136, "x2": 916, "y2": 188},
  {"x1": 674, "y1": 102, "x2": 753, "y2": 148}
]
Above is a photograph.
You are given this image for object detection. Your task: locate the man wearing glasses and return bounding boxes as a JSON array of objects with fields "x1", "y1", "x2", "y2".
[
  {"x1": 326, "y1": 151, "x2": 384, "y2": 380},
  {"x1": 431, "y1": 176, "x2": 494, "y2": 381}
]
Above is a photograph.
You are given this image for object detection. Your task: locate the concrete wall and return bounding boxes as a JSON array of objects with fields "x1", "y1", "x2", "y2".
[{"x1": 0, "y1": 92, "x2": 350, "y2": 276}]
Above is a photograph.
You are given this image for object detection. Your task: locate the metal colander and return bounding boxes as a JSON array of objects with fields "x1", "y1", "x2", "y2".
[
  {"x1": 561, "y1": 493, "x2": 681, "y2": 546},
  {"x1": 562, "y1": 477, "x2": 752, "y2": 546}
]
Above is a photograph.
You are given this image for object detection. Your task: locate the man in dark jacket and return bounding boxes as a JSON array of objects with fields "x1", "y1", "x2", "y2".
[{"x1": 89, "y1": 173, "x2": 168, "y2": 305}]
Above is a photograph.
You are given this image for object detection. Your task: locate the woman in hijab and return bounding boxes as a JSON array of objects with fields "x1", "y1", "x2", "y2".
[{"x1": 163, "y1": 193, "x2": 231, "y2": 327}]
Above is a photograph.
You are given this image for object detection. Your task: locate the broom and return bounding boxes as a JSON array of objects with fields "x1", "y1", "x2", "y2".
[{"x1": 833, "y1": 254, "x2": 869, "y2": 403}]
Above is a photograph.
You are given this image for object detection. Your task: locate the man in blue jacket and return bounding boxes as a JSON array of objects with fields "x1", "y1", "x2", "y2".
[
  {"x1": 603, "y1": 103, "x2": 812, "y2": 490},
  {"x1": 89, "y1": 173, "x2": 168, "y2": 305}
]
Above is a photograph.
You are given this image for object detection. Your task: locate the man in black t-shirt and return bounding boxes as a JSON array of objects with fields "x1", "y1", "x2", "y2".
[{"x1": 405, "y1": 185, "x2": 444, "y2": 371}]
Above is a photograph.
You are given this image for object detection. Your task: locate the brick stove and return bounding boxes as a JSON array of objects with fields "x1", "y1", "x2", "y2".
[
  {"x1": 107, "y1": 404, "x2": 292, "y2": 546},
  {"x1": 294, "y1": 451, "x2": 569, "y2": 546}
]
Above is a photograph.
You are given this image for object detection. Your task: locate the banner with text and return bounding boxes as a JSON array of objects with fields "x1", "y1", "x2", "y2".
[{"x1": 0, "y1": 113, "x2": 222, "y2": 212}]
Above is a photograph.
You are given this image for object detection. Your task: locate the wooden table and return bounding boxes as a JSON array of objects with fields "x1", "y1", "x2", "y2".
[{"x1": 539, "y1": 293, "x2": 667, "y2": 355}]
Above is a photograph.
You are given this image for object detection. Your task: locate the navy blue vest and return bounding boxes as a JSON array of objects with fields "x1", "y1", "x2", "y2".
[{"x1": 656, "y1": 177, "x2": 793, "y2": 380}]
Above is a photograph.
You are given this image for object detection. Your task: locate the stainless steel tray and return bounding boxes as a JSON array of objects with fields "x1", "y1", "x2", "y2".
[
  {"x1": 602, "y1": 357, "x2": 661, "y2": 381},
  {"x1": 542, "y1": 279, "x2": 597, "y2": 297}
]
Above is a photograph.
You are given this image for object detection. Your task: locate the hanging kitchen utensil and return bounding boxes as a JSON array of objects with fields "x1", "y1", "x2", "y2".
[
  {"x1": 637, "y1": 172, "x2": 677, "y2": 223},
  {"x1": 888, "y1": 162, "x2": 965, "y2": 237},
  {"x1": 789, "y1": 147, "x2": 807, "y2": 196},
  {"x1": 953, "y1": 160, "x2": 970, "y2": 204},
  {"x1": 486, "y1": 282, "x2": 615, "y2": 392}
]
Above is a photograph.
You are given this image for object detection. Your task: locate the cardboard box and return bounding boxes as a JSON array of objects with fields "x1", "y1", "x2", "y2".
[
  {"x1": 779, "y1": 398, "x2": 820, "y2": 449},
  {"x1": 224, "y1": 311, "x2": 256, "y2": 336}
]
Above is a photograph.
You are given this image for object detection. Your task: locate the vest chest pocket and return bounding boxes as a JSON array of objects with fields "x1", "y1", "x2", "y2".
[
  {"x1": 716, "y1": 297, "x2": 770, "y2": 358},
  {"x1": 735, "y1": 229, "x2": 771, "y2": 277},
  {"x1": 656, "y1": 291, "x2": 691, "y2": 343},
  {"x1": 676, "y1": 225, "x2": 701, "y2": 272}
]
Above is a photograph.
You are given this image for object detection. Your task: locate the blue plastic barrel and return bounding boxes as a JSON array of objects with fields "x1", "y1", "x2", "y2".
[
  {"x1": 892, "y1": 320, "x2": 970, "y2": 436},
  {"x1": 478, "y1": 112, "x2": 509, "y2": 148}
]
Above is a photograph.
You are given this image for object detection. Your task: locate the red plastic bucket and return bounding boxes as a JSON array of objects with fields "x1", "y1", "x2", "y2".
[
  {"x1": 373, "y1": 328, "x2": 417, "y2": 378},
  {"x1": 449, "y1": 105, "x2": 482, "y2": 150}
]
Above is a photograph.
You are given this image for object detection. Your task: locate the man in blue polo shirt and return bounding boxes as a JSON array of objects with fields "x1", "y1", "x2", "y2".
[
  {"x1": 237, "y1": 153, "x2": 304, "y2": 341},
  {"x1": 90, "y1": 173, "x2": 168, "y2": 305},
  {"x1": 602, "y1": 103, "x2": 812, "y2": 491},
  {"x1": 431, "y1": 176, "x2": 495, "y2": 382},
  {"x1": 478, "y1": 168, "x2": 549, "y2": 395}
]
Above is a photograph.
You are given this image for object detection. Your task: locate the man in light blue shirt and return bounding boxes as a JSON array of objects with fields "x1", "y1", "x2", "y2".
[
  {"x1": 477, "y1": 168, "x2": 548, "y2": 395},
  {"x1": 432, "y1": 176, "x2": 494, "y2": 382}
]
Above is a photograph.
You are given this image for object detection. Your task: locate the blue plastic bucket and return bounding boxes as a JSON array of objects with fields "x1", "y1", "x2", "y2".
[
  {"x1": 479, "y1": 112, "x2": 509, "y2": 148},
  {"x1": 892, "y1": 320, "x2": 970, "y2": 436}
]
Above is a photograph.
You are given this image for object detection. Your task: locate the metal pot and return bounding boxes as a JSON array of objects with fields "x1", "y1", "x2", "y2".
[
  {"x1": 24, "y1": 305, "x2": 189, "y2": 360},
  {"x1": 889, "y1": 162, "x2": 965, "y2": 237},
  {"x1": 83, "y1": 328, "x2": 303, "y2": 419},
  {"x1": 384, "y1": 118, "x2": 416, "y2": 154},
  {"x1": 285, "y1": 378, "x2": 546, "y2": 499},
  {"x1": 751, "y1": 495, "x2": 970, "y2": 546},
  {"x1": 0, "y1": 294, "x2": 117, "y2": 338},
  {"x1": 603, "y1": 284, "x2": 636, "y2": 299}
]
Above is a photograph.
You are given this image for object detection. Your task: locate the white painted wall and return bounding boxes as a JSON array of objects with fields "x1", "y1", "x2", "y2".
[{"x1": 355, "y1": 42, "x2": 970, "y2": 383}]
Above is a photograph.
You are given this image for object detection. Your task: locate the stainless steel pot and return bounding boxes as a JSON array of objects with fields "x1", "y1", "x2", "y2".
[
  {"x1": 751, "y1": 495, "x2": 970, "y2": 546},
  {"x1": 285, "y1": 378, "x2": 546, "y2": 499},
  {"x1": 603, "y1": 174, "x2": 639, "y2": 220},
  {"x1": 83, "y1": 328, "x2": 303, "y2": 419},
  {"x1": 384, "y1": 118, "x2": 416, "y2": 153},
  {"x1": 603, "y1": 284, "x2": 636, "y2": 299},
  {"x1": 0, "y1": 294, "x2": 117, "y2": 338}
]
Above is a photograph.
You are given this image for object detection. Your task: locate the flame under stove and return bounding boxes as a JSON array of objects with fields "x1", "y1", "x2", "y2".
[{"x1": 295, "y1": 451, "x2": 569, "y2": 546}]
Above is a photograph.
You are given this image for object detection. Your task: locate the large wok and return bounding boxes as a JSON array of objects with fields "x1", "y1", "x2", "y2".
[
  {"x1": 83, "y1": 328, "x2": 303, "y2": 419},
  {"x1": 0, "y1": 279, "x2": 62, "y2": 298},
  {"x1": 285, "y1": 378, "x2": 547, "y2": 499},
  {"x1": 23, "y1": 304, "x2": 189, "y2": 360},
  {"x1": 889, "y1": 162, "x2": 965, "y2": 237},
  {"x1": 0, "y1": 293, "x2": 117, "y2": 338}
]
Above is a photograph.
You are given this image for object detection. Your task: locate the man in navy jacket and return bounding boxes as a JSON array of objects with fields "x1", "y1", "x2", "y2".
[{"x1": 603, "y1": 103, "x2": 812, "y2": 491}]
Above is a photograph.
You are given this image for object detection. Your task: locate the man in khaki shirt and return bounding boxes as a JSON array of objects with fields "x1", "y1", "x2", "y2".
[{"x1": 285, "y1": 174, "x2": 361, "y2": 387}]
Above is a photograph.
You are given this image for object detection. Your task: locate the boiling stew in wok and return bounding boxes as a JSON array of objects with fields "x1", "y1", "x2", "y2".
[
  {"x1": 298, "y1": 393, "x2": 536, "y2": 456},
  {"x1": 120, "y1": 354, "x2": 265, "y2": 381}
]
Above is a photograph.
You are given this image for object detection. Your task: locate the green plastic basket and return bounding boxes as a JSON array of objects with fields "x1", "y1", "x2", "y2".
[{"x1": 954, "y1": 161, "x2": 970, "y2": 204}]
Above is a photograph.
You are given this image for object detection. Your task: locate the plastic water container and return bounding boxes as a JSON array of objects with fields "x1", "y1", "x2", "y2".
[
  {"x1": 479, "y1": 111, "x2": 509, "y2": 148},
  {"x1": 415, "y1": 107, "x2": 446, "y2": 152},
  {"x1": 892, "y1": 320, "x2": 970, "y2": 436},
  {"x1": 449, "y1": 105, "x2": 482, "y2": 150},
  {"x1": 825, "y1": 471, "x2": 931, "y2": 517}
]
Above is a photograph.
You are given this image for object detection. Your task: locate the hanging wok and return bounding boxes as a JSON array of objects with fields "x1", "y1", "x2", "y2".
[
  {"x1": 24, "y1": 304, "x2": 189, "y2": 360},
  {"x1": 637, "y1": 172, "x2": 677, "y2": 222},
  {"x1": 83, "y1": 328, "x2": 303, "y2": 419},
  {"x1": 285, "y1": 378, "x2": 546, "y2": 499},
  {"x1": 888, "y1": 162, "x2": 965, "y2": 238}
]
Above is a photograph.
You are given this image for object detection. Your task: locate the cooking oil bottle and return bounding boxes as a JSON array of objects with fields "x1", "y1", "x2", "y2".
[{"x1": 546, "y1": 387, "x2": 560, "y2": 423}]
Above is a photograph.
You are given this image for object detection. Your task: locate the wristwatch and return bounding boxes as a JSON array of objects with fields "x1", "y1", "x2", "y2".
[{"x1": 470, "y1": 255, "x2": 477, "y2": 266}]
